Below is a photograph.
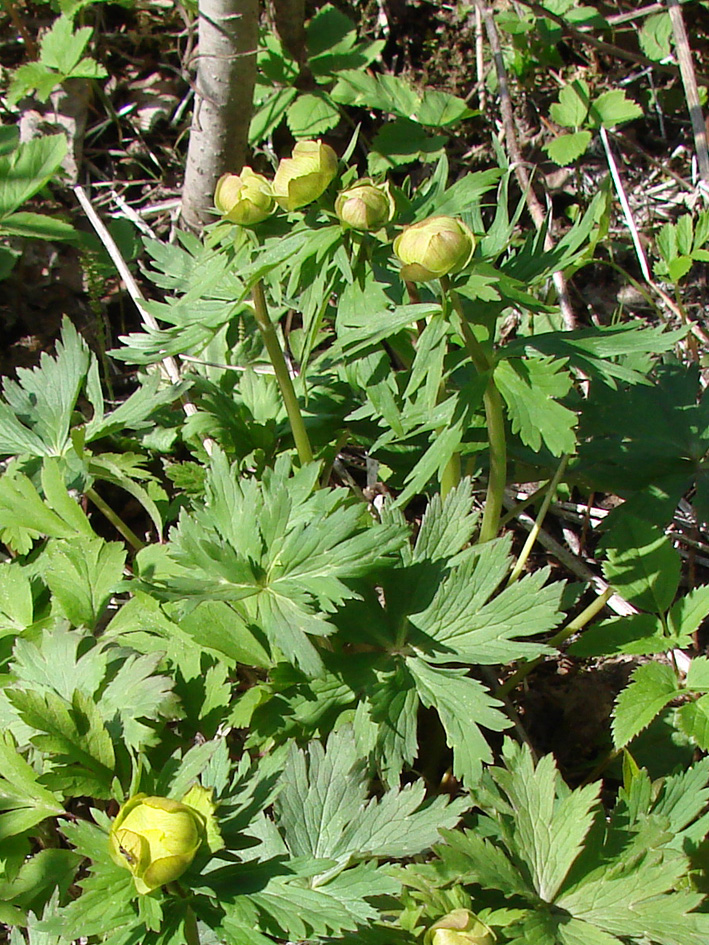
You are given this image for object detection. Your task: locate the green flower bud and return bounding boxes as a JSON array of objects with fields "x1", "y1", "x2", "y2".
[
  {"x1": 109, "y1": 794, "x2": 205, "y2": 895},
  {"x1": 214, "y1": 167, "x2": 275, "y2": 225},
  {"x1": 272, "y1": 140, "x2": 338, "y2": 211},
  {"x1": 335, "y1": 178, "x2": 395, "y2": 231},
  {"x1": 429, "y1": 910, "x2": 495, "y2": 945},
  {"x1": 393, "y1": 216, "x2": 475, "y2": 282}
]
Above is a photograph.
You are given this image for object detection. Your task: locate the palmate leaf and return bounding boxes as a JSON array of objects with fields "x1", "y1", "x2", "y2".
[
  {"x1": 42, "y1": 537, "x2": 126, "y2": 628},
  {"x1": 495, "y1": 356, "x2": 577, "y2": 456},
  {"x1": 147, "y1": 451, "x2": 407, "y2": 674},
  {"x1": 409, "y1": 536, "x2": 562, "y2": 665},
  {"x1": 276, "y1": 729, "x2": 466, "y2": 869},
  {"x1": 38, "y1": 820, "x2": 138, "y2": 941},
  {"x1": 10, "y1": 625, "x2": 180, "y2": 755},
  {"x1": 7, "y1": 688, "x2": 115, "y2": 797},
  {"x1": 406, "y1": 658, "x2": 509, "y2": 784},
  {"x1": 434, "y1": 742, "x2": 709, "y2": 945}
]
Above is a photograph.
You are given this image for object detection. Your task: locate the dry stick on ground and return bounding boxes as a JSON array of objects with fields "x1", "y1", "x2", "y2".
[
  {"x1": 514, "y1": 0, "x2": 709, "y2": 88},
  {"x1": 181, "y1": 0, "x2": 259, "y2": 232},
  {"x1": 667, "y1": 0, "x2": 709, "y2": 185},
  {"x1": 474, "y1": 1, "x2": 576, "y2": 330},
  {"x1": 74, "y1": 184, "x2": 215, "y2": 456},
  {"x1": 599, "y1": 127, "x2": 709, "y2": 350}
]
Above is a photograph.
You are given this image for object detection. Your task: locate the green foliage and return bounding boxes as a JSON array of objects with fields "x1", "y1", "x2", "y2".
[
  {"x1": 0, "y1": 134, "x2": 76, "y2": 278},
  {"x1": 397, "y1": 742, "x2": 709, "y2": 944},
  {"x1": 3, "y1": 4, "x2": 709, "y2": 942},
  {"x1": 251, "y1": 4, "x2": 473, "y2": 171},
  {"x1": 8, "y1": 15, "x2": 107, "y2": 107},
  {"x1": 544, "y1": 77, "x2": 642, "y2": 165}
]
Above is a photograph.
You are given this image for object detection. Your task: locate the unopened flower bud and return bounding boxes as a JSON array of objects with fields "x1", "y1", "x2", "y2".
[
  {"x1": 214, "y1": 167, "x2": 275, "y2": 225},
  {"x1": 429, "y1": 910, "x2": 495, "y2": 945},
  {"x1": 109, "y1": 794, "x2": 205, "y2": 895},
  {"x1": 272, "y1": 140, "x2": 338, "y2": 211},
  {"x1": 335, "y1": 179, "x2": 395, "y2": 231},
  {"x1": 393, "y1": 216, "x2": 475, "y2": 282}
]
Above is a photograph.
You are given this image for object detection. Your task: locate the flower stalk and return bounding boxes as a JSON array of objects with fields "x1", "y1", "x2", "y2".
[
  {"x1": 251, "y1": 280, "x2": 314, "y2": 465},
  {"x1": 441, "y1": 277, "x2": 507, "y2": 544}
]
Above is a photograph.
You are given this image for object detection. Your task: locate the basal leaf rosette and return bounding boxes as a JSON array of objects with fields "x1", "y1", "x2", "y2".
[
  {"x1": 335, "y1": 178, "x2": 395, "y2": 230},
  {"x1": 109, "y1": 794, "x2": 206, "y2": 895},
  {"x1": 272, "y1": 139, "x2": 338, "y2": 210},
  {"x1": 214, "y1": 167, "x2": 275, "y2": 225},
  {"x1": 426, "y1": 910, "x2": 495, "y2": 945},
  {"x1": 394, "y1": 216, "x2": 475, "y2": 282}
]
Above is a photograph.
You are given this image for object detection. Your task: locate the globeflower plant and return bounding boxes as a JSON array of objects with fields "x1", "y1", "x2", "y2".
[
  {"x1": 394, "y1": 215, "x2": 475, "y2": 282},
  {"x1": 272, "y1": 139, "x2": 338, "y2": 210},
  {"x1": 335, "y1": 178, "x2": 395, "y2": 230},
  {"x1": 109, "y1": 794, "x2": 205, "y2": 895},
  {"x1": 214, "y1": 167, "x2": 275, "y2": 225}
]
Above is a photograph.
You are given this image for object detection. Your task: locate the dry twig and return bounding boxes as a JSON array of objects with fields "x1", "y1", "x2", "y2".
[
  {"x1": 74, "y1": 183, "x2": 215, "y2": 455},
  {"x1": 475, "y1": 0, "x2": 576, "y2": 329}
]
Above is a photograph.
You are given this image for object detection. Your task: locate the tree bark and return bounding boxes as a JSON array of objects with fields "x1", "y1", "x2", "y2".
[{"x1": 181, "y1": 0, "x2": 259, "y2": 233}]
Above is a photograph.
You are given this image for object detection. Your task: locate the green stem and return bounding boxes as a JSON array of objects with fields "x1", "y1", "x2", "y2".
[
  {"x1": 441, "y1": 278, "x2": 507, "y2": 543},
  {"x1": 507, "y1": 454, "x2": 569, "y2": 585},
  {"x1": 440, "y1": 451, "x2": 461, "y2": 499},
  {"x1": 86, "y1": 487, "x2": 145, "y2": 551},
  {"x1": 497, "y1": 587, "x2": 613, "y2": 699},
  {"x1": 184, "y1": 906, "x2": 200, "y2": 945},
  {"x1": 251, "y1": 280, "x2": 314, "y2": 466}
]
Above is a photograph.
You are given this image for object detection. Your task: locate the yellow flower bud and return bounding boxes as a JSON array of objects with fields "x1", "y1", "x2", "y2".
[
  {"x1": 393, "y1": 216, "x2": 475, "y2": 282},
  {"x1": 335, "y1": 179, "x2": 395, "y2": 231},
  {"x1": 214, "y1": 167, "x2": 275, "y2": 225},
  {"x1": 429, "y1": 910, "x2": 495, "y2": 945},
  {"x1": 272, "y1": 140, "x2": 338, "y2": 211},
  {"x1": 109, "y1": 794, "x2": 205, "y2": 895}
]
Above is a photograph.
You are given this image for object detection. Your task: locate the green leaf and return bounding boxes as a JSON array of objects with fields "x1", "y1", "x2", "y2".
[
  {"x1": 612, "y1": 661, "x2": 680, "y2": 749},
  {"x1": 549, "y1": 80, "x2": 590, "y2": 128},
  {"x1": 8, "y1": 688, "x2": 115, "y2": 796},
  {"x1": 686, "y1": 655, "x2": 709, "y2": 690},
  {"x1": 249, "y1": 87, "x2": 298, "y2": 146},
  {"x1": 567, "y1": 613, "x2": 667, "y2": 658},
  {"x1": 543, "y1": 131, "x2": 592, "y2": 166},
  {"x1": 330, "y1": 70, "x2": 420, "y2": 118},
  {"x1": 0, "y1": 134, "x2": 67, "y2": 220},
  {"x1": 0, "y1": 316, "x2": 90, "y2": 456},
  {"x1": 589, "y1": 90, "x2": 643, "y2": 128},
  {"x1": 148, "y1": 452, "x2": 406, "y2": 674},
  {"x1": 407, "y1": 657, "x2": 509, "y2": 785},
  {"x1": 639, "y1": 12, "x2": 673, "y2": 61},
  {"x1": 602, "y1": 516, "x2": 681, "y2": 613},
  {"x1": 7, "y1": 63, "x2": 60, "y2": 108},
  {"x1": 96, "y1": 650, "x2": 180, "y2": 751},
  {"x1": 410, "y1": 538, "x2": 561, "y2": 665},
  {"x1": 369, "y1": 119, "x2": 446, "y2": 173},
  {"x1": 413, "y1": 89, "x2": 474, "y2": 127},
  {"x1": 413, "y1": 479, "x2": 478, "y2": 562},
  {"x1": 0, "y1": 471, "x2": 91, "y2": 551},
  {"x1": 0, "y1": 211, "x2": 77, "y2": 241},
  {"x1": 495, "y1": 742, "x2": 602, "y2": 902},
  {"x1": 276, "y1": 728, "x2": 466, "y2": 866},
  {"x1": 0, "y1": 732, "x2": 64, "y2": 842},
  {"x1": 0, "y1": 561, "x2": 35, "y2": 634},
  {"x1": 677, "y1": 694, "x2": 709, "y2": 750},
  {"x1": 42, "y1": 538, "x2": 126, "y2": 627},
  {"x1": 286, "y1": 93, "x2": 341, "y2": 137},
  {"x1": 496, "y1": 356, "x2": 577, "y2": 455}
]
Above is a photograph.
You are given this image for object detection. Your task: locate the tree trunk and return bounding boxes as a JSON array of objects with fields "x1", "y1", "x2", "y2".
[{"x1": 180, "y1": 0, "x2": 259, "y2": 232}]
